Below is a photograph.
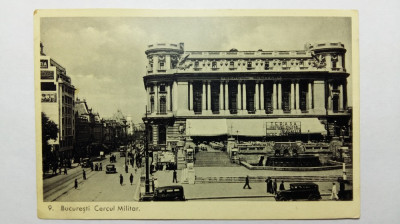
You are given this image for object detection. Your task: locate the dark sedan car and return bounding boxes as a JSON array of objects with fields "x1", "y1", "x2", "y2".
[
  {"x1": 105, "y1": 164, "x2": 117, "y2": 174},
  {"x1": 140, "y1": 185, "x2": 186, "y2": 201},
  {"x1": 275, "y1": 182, "x2": 321, "y2": 201}
]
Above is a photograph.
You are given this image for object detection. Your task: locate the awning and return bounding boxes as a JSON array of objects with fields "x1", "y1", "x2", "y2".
[
  {"x1": 186, "y1": 118, "x2": 327, "y2": 137},
  {"x1": 186, "y1": 119, "x2": 227, "y2": 136}
]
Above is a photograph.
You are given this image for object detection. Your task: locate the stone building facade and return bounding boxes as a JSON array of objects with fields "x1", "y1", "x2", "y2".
[{"x1": 142, "y1": 42, "x2": 351, "y2": 150}]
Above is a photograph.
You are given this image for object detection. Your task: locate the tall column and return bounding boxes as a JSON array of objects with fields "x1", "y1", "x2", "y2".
[
  {"x1": 166, "y1": 84, "x2": 170, "y2": 111},
  {"x1": 173, "y1": 81, "x2": 178, "y2": 112},
  {"x1": 255, "y1": 81, "x2": 260, "y2": 111},
  {"x1": 243, "y1": 82, "x2": 247, "y2": 111},
  {"x1": 290, "y1": 82, "x2": 295, "y2": 110},
  {"x1": 278, "y1": 82, "x2": 282, "y2": 110},
  {"x1": 295, "y1": 82, "x2": 300, "y2": 111},
  {"x1": 202, "y1": 81, "x2": 206, "y2": 112},
  {"x1": 328, "y1": 82, "x2": 332, "y2": 111},
  {"x1": 325, "y1": 55, "x2": 332, "y2": 70},
  {"x1": 219, "y1": 81, "x2": 224, "y2": 112},
  {"x1": 260, "y1": 81, "x2": 265, "y2": 110},
  {"x1": 273, "y1": 82, "x2": 277, "y2": 110},
  {"x1": 154, "y1": 83, "x2": 158, "y2": 114},
  {"x1": 339, "y1": 84, "x2": 344, "y2": 111},
  {"x1": 146, "y1": 86, "x2": 150, "y2": 113},
  {"x1": 237, "y1": 81, "x2": 242, "y2": 110},
  {"x1": 225, "y1": 81, "x2": 229, "y2": 111},
  {"x1": 308, "y1": 82, "x2": 313, "y2": 110},
  {"x1": 189, "y1": 81, "x2": 193, "y2": 111},
  {"x1": 207, "y1": 81, "x2": 211, "y2": 111},
  {"x1": 337, "y1": 55, "x2": 343, "y2": 70}
]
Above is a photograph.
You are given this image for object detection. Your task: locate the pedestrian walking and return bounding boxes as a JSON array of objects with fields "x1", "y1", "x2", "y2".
[
  {"x1": 64, "y1": 167, "x2": 67, "y2": 175},
  {"x1": 90, "y1": 162, "x2": 94, "y2": 171},
  {"x1": 74, "y1": 179, "x2": 78, "y2": 189},
  {"x1": 273, "y1": 179, "x2": 278, "y2": 195},
  {"x1": 172, "y1": 169, "x2": 178, "y2": 183},
  {"x1": 120, "y1": 174, "x2": 124, "y2": 186},
  {"x1": 279, "y1": 181, "x2": 285, "y2": 191},
  {"x1": 330, "y1": 183, "x2": 339, "y2": 200},
  {"x1": 130, "y1": 173, "x2": 134, "y2": 185},
  {"x1": 99, "y1": 163, "x2": 102, "y2": 171},
  {"x1": 265, "y1": 177, "x2": 272, "y2": 193},
  {"x1": 243, "y1": 175, "x2": 252, "y2": 189},
  {"x1": 125, "y1": 164, "x2": 128, "y2": 173},
  {"x1": 83, "y1": 170, "x2": 86, "y2": 180}
]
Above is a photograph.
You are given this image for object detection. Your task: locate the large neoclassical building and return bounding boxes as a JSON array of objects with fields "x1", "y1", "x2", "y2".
[{"x1": 142, "y1": 42, "x2": 350, "y2": 149}]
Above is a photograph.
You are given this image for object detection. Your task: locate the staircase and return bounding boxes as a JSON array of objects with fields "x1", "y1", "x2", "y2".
[{"x1": 195, "y1": 151, "x2": 239, "y2": 167}]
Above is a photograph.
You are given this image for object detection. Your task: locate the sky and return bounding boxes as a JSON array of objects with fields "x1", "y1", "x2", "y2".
[{"x1": 41, "y1": 16, "x2": 352, "y2": 123}]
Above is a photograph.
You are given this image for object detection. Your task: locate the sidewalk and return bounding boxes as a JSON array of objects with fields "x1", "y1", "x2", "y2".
[{"x1": 150, "y1": 167, "x2": 350, "y2": 200}]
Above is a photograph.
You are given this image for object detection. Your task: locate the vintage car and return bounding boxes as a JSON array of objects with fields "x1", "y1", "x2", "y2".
[
  {"x1": 140, "y1": 185, "x2": 186, "y2": 201},
  {"x1": 275, "y1": 182, "x2": 321, "y2": 201},
  {"x1": 105, "y1": 164, "x2": 117, "y2": 174}
]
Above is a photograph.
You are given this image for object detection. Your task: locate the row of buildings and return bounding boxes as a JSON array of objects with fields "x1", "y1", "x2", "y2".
[
  {"x1": 142, "y1": 42, "x2": 352, "y2": 150},
  {"x1": 40, "y1": 43, "x2": 136, "y2": 163}
]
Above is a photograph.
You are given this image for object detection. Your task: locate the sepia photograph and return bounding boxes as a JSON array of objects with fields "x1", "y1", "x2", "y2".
[{"x1": 35, "y1": 9, "x2": 359, "y2": 219}]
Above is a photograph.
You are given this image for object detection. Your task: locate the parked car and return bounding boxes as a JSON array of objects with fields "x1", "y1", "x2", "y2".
[
  {"x1": 275, "y1": 182, "x2": 321, "y2": 201},
  {"x1": 105, "y1": 164, "x2": 117, "y2": 174},
  {"x1": 140, "y1": 185, "x2": 186, "y2": 201}
]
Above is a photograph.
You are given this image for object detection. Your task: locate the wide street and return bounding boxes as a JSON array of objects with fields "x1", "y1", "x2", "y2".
[
  {"x1": 43, "y1": 152, "x2": 140, "y2": 202},
  {"x1": 43, "y1": 152, "x2": 348, "y2": 202},
  {"x1": 152, "y1": 169, "x2": 344, "y2": 201}
]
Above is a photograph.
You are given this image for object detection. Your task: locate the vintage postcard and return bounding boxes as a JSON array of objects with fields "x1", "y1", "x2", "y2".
[{"x1": 34, "y1": 9, "x2": 359, "y2": 219}]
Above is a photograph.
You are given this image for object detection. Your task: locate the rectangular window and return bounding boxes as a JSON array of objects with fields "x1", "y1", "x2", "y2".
[
  {"x1": 159, "y1": 84, "x2": 166, "y2": 92},
  {"x1": 247, "y1": 61, "x2": 252, "y2": 68},
  {"x1": 41, "y1": 82, "x2": 56, "y2": 91},
  {"x1": 264, "y1": 61, "x2": 269, "y2": 70},
  {"x1": 159, "y1": 62, "x2": 165, "y2": 70}
]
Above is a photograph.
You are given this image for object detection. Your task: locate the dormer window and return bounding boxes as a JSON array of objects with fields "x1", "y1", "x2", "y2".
[
  {"x1": 212, "y1": 61, "x2": 217, "y2": 68},
  {"x1": 195, "y1": 61, "x2": 199, "y2": 67}
]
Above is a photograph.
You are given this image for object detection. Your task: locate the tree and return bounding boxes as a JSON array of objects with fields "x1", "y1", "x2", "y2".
[{"x1": 42, "y1": 112, "x2": 58, "y2": 172}]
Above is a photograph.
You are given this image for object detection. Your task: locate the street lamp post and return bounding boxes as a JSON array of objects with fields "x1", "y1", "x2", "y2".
[{"x1": 144, "y1": 106, "x2": 150, "y2": 194}]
